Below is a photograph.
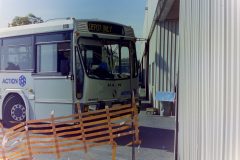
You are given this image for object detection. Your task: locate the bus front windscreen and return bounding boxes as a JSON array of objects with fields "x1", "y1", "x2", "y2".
[{"x1": 78, "y1": 38, "x2": 137, "y2": 80}]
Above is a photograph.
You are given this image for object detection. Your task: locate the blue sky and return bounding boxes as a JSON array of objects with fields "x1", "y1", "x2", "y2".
[{"x1": 0, "y1": 0, "x2": 146, "y2": 39}]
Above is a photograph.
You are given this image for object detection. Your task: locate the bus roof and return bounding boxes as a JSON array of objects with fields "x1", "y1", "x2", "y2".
[
  {"x1": 0, "y1": 18, "x2": 135, "y2": 39},
  {"x1": 0, "y1": 18, "x2": 74, "y2": 38}
]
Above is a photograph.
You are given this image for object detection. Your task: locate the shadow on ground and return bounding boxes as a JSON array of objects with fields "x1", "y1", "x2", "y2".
[{"x1": 115, "y1": 126, "x2": 174, "y2": 152}]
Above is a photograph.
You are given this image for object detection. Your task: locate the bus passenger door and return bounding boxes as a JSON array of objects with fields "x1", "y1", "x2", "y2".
[{"x1": 33, "y1": 42, "x2": 74, "y2": 119}]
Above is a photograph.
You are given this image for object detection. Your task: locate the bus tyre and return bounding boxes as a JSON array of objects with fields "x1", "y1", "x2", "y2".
[{"x1": 3, "y1": 94, "x2": 26, "y2": 128}]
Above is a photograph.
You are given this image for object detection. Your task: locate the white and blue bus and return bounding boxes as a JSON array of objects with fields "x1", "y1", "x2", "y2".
[{"x1": 0, "y1": 18, "x2": 139, "y2": 127}]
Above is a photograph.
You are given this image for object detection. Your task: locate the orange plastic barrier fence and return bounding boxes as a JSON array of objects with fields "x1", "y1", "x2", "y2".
[{"x1": 0, "y1": 97, "x2": 140, "y2": 160}]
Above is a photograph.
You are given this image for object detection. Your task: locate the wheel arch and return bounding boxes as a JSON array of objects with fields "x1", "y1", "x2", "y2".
[{"x1": 2, "y1": 89, "x2": 30, "y2": 121}]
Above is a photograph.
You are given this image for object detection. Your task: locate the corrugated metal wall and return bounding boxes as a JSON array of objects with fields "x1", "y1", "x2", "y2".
[
  {"x1": 178, "y1": 0, "x2": 240, "y2": 159},
  {"x1": 148, "y1": 21, "x2": 179, "y2": 110},
  {"x1": 141, "y1": 0, "x2": 179, "y2": 111}
]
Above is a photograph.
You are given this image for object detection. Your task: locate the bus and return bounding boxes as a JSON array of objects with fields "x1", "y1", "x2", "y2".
[{"x1": 0, "y1": 18, "x2": 139, "y2": 127}]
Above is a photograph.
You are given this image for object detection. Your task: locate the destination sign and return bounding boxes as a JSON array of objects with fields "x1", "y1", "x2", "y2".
[{"x1": 88, "y1": 22, "x2": 124, "y2": 35}]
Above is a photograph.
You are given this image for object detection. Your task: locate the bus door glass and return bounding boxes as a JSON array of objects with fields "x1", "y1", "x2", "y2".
[{"x1": 75, "y1": 47, "x2": 84, "y2": 99}]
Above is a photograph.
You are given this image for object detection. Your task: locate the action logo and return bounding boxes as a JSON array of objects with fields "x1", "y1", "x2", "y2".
[
  {"x1": 19, "y1": 75, "x2": 27, "y2": 87},
  {"x1": 2, "y1": 75, "x2": 27, "y2": 87}
]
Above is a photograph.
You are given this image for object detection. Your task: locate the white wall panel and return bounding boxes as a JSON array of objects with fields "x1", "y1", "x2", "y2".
[
  {"x1": 148, "y1": 20, "x2": 179, "y2": 111},
  {"x1": 178, "y1": 0, "x2": 240, "y2": 159}
]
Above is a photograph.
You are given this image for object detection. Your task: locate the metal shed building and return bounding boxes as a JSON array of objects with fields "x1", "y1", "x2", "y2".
[
  {"x1": 141, "y1": 0, "x2": 179, "y2": 113},
  {"x1": 142, "y1": 0, "x2": 240, "y2": 159}
]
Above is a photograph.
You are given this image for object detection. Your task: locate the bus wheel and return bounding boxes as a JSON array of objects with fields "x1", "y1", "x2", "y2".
[{"x1": 3, "y1": 94, "x2": 26, "y2": 128}]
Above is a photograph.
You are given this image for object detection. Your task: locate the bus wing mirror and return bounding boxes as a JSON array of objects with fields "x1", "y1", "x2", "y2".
[{"x1": 60, "y1": 59, "x2": 70, "y2": 76}]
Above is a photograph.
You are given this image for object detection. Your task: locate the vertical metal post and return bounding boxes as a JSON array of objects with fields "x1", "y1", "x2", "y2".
[
  {"x1": 129, "y1": 42, "x2": 135, "y2": 160},
  {"x1": 131, "y1": 93, "x2": 135, "y2": 160}
]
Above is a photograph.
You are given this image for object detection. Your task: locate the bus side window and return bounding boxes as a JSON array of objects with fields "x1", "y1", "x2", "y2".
[
  {"x1": 37, "y1": 42, "x2": 71, "y2": 74},
  {"x1": 1, "y1": 36, "x2": 33, "y2": 71},
  {"x1": 58, "y1": 42, "x2": 71, "y2": 75},
  {"x1": 37, "y1": 44, "x2": 58, "y2": 73}
]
